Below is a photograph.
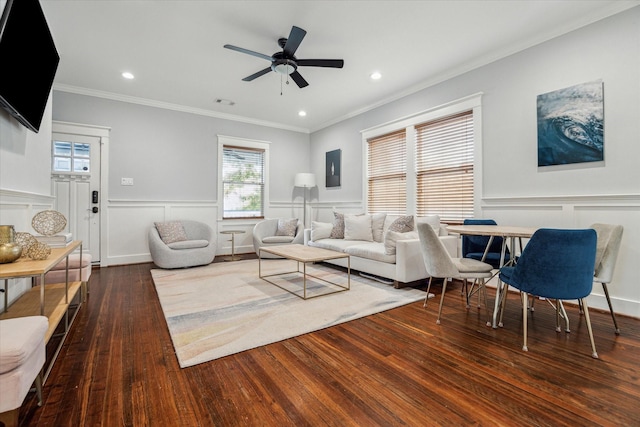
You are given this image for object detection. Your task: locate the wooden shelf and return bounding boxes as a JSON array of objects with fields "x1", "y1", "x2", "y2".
[
  {"x1": 0, "y1": 241, "x2": 85, "y2": 383},
  {"x1": 0, "y1": 281, "x2": 82, "y2": 342}
]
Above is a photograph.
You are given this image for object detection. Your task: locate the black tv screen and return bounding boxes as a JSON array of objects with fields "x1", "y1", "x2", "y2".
[{"x1": 0, "y1": 0, "x2": 59, "y2": 133}]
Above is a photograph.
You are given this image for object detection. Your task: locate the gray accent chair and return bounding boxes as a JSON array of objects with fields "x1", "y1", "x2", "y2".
[
  {"x1": 148, "y1": 220, "x2": 216, "y2": 269},
  {"x1": 253, "y1": 218, "x2": 304, "y2": 259}
]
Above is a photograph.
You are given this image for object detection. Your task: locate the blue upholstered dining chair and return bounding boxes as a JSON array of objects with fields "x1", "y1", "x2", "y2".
[
  {"x1": 498, "y1": 228, "x2": 599, "y2": 358},
  {"x1": 462, "y1": 219, "x2": 509, "y2": 269}
]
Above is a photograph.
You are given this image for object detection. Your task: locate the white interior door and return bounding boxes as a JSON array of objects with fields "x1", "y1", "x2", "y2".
[{"x1": 51, "y1": 133, "x2": 101, "y2": 262}]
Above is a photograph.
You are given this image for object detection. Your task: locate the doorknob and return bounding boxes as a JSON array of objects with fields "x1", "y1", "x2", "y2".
[{"x1": 92, "y1": 207, "x2": 99, "y2": 213}]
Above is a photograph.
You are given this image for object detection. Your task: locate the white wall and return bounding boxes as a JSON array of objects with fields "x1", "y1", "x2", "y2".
[
  {"x1": 51, "y1": 93, "x2": 311, "y2": 264},
  {"x1": 310, "y1": 7, "x2": 640, "y2": 318},
  {"x1": 0, "y1": 95, "x2": 56, "y2": 308}
]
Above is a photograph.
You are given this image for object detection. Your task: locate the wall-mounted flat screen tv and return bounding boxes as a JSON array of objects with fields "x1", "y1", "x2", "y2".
[{"x1": 0, "y1": 0, "x2": 60, "y2": 133}]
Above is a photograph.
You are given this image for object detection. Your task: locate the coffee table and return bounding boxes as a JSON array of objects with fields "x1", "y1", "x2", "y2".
[{"x1": 258, "y1": 244, "x2": 350, "y2": 300}]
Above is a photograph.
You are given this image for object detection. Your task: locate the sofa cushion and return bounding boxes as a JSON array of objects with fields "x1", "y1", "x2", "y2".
[
  {"x1": 262, "y1": 236, "x2": 295, "y2": 244},
  {"x1": 155, "y1": 221, "x2": 187, "y2": 244},
  {"x1": 308, "y1": 238, "x2": 362, "y2": 253},
  {"x1": 384, "y1": 230, "x2": 419, "y2": 255},
  {"x1": 311, "y1": 221, "x2": 333, "y2": 241},
  {"x1": 275, "y1": 218, "x2": 298, "y2": 237},
  {"x1": 167, "y1": 239, "x2": 209, "y2": 250},
  {"x1": 344, "y1": 242, "x2": 396, "y2": 264},
  {"x1": 344, "y1": 214, "x2": 373, "y2": 241}
]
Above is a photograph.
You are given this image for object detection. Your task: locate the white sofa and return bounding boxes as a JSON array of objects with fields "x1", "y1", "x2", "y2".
[{"x1": 304, "y1": 213, "x2": 457, "y2": 288}]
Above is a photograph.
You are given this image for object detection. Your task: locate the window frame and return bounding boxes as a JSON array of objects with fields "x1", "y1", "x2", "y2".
[
  {"x1": 217, "y1": 135, "x2": 270, "y2": 221},
  {"x1": 361, "y1": 93, "x2": 483, "y2": 223}
]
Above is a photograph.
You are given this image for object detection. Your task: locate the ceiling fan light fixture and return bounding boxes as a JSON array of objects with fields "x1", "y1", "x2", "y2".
[{"x1": 272, "y1": 60, "x2": 296, "y2": 75}]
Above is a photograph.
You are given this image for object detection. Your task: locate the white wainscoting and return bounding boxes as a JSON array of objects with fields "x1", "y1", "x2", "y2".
[
  {"x1": 0, "y1": 189, "x2": 56, "y2": 310},
  {"x1": 105, "y1": 200, "x2": 218, "y2": 266},
  {"x1": 481, "y1": 193, "x2": 640, "y2": 319}
]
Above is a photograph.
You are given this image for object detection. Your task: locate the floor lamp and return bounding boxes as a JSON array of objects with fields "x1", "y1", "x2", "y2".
[{"x1": 294, "y1": 173, "x2": 316, "y2": 227}]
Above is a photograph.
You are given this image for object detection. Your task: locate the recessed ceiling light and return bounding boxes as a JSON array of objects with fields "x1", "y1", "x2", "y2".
[
  {"x1": 370, "y1": 71, "x2": 382, "y2": 80},
  {"x1": 298, "y1": 110, "x2": 307, "y2": 117},
  {"x1": 122, "y1": 72, "x2": 135, "y2": 80}
]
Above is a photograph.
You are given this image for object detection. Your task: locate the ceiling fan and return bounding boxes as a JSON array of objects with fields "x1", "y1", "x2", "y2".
[{"x1": 223, "y1": 26, "x2": 344, "y2": 88}]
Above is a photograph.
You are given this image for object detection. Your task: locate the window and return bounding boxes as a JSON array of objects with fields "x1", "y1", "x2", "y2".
[
  {"x1": 52, "y1": 140, "x2": 91, "y2": 173},
  {"x1": 416, "y1": 111, "x2": 474, "y2": 223},
  {"x1": 363, "y1": 94, "x2": 481, "y2": 224},
  {"x1": 218, "y1": 136, "x2": 269, "y2": 220},
  {"x1": 367, "y1": 129, "x2": 407, "y2": 214}
]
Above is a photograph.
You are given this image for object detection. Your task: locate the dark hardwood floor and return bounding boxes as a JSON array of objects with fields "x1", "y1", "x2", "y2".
[{"x1": 17, "y1": 258, "x2": 640, "y2": 426}]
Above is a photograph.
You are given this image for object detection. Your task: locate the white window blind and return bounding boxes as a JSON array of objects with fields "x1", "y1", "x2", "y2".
[
  {"x1": 415, "y1": 111, "x2": 474, "y2": 223},
  {"x1": 367, "y1": 129, "x2": 407, "y2": 214},
  {"x1": 222, "y1": 145, "x2": 265, "y2": 219}
]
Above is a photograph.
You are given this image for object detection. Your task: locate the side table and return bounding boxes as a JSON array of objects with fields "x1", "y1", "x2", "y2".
[{"x1": 220, "y1": 230, "x2": 245, "y2": 261}]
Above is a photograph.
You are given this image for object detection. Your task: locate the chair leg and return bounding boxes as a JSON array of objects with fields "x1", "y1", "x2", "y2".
[
  {"x1": 424, "y1": 277, "x2": 434, "y2": 307},
  {"x1": 522, "y1": 292, "x2": 528, "y2": 352},
  {"x1": 498, "y1": 282, "x2": 509, "y2": 328},
  {"x1": 35, "y1": 372, "x2": 43, "y2": 406},
  {"x1": 559, "y1": 300, "x2": 570, "y2": 333},
  {"x1": 480, "y1": 279, "x2": 491, "y2": 327},
  {"x1": 436, "y1": 278, "x2": 449, "y2": 325},
  {"x1": 580, "y1": 298, "x2": 599, "y2": 358},
  {"x1": 602, "y1": 283, "x2": 621, "y2": 335}
]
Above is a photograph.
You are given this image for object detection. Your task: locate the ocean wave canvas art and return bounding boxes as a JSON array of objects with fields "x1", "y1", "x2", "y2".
[{"x1": 537, "y1": 80, "x2": 604, "y2": 167}]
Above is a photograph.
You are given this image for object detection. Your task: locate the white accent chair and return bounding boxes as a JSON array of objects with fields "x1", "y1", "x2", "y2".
[
  {"x1": 0, "y1": 316, "x2": 48, "y2": 427},
  {"x1": 252, "y1": 218, "x2": 304, "y2": 258},
  {"x1": 148, "y1": 220, "x2": 216, "y2": 269}
]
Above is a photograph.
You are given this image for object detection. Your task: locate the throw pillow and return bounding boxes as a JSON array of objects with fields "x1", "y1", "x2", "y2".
[
  {"x1": 384, "y1": 230, "x2": 418, "y2": 255},
  {"x1": 371, "y1": 212, "x2": 387, "y2": 243},
  {"x1": 155, "y1": 221, "x2": 187, "y2": 244},
  {"x1": 329, "y1": 211, "x2": 345, "y2": 239},
  {"x1": 311, "y1": 221, "x2": 333, "y2": 241},
  {"x1": 387, "y1": 215, "x2": 414, "y2": 233},
  {"x1": 344, "y1": 214, "x2": 373, "y2": 241},
  {"x1": 275, "y1": 218, "x2": 298, "y2": 237}
]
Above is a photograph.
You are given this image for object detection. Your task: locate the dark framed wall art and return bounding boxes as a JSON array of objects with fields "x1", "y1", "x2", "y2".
[
  {"x1": 537, "y1": 79, "x2": 604, "y2": 167},
  {"x1": 325, "y1": 149, "x2": 341, "y2": 188}
]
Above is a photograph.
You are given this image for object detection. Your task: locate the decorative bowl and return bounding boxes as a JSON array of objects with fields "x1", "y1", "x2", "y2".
[
  {"x1": 28, "y1": 242, "x2": 51, "y2": 260},
  {"x1": 0, "y1": 243, "x2": 23, "y2": 263}
]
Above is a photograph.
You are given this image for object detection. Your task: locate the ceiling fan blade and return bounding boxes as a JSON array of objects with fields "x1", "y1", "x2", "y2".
[
  {"x1": 289, "y1": 71, "x2": 309, "y2": 88},
  {"x1": 296, "y1": 59, "x2": 344, "y2": 68},
  {"x1": 224, "y1": 44, "x2": 273, "y2": 62},
  {"x1": 242, "y1": 67, "x2": 272, "y2": 81},
  {"x1": 283, "y1": 26, "x2": 306, "y2": 57}
]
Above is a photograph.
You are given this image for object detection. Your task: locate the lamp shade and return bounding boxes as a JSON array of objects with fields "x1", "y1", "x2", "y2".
[{"x1": 294, "y1": 173, "x2": 316, "y2": 188}]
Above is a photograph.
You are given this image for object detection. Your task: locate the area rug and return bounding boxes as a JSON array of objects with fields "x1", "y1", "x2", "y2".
[{"x1": 150, "y1": 259, "x2": 427, "y2": 368}]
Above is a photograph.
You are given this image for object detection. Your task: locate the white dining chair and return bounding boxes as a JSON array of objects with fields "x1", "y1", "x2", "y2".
[{"x1": 417, "y1": 223, "x2": 494, "y2": 325}]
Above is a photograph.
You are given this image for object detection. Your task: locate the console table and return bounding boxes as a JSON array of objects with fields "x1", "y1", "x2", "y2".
[{"x1": 0, "y1": 241, "x2": 84, "y2": 382}]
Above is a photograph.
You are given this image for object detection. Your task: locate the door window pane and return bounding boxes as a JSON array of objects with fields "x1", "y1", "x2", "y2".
[{"x1": 52, "y1": 140, "x2": 91, "y2": 173}]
